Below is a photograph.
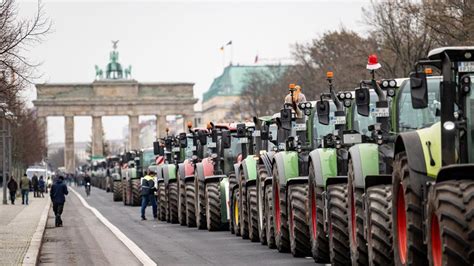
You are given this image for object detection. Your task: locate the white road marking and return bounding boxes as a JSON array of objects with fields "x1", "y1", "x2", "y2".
[{"x1": 70, "y1": 187, "x2": 156, "y2": 266}]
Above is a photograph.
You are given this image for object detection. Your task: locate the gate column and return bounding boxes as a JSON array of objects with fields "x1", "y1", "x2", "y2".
[
  {"x1": 92, "y1": 116, "x2": 103, "y2": 156},
  {"x1": 156, "y1": 115, "x2": 167, "y2": 139},
  {"x1": 129, "y1": 115, "x2": 139, "y2": 150},
  {"x1": 64, "y1": 116, "x2": 75, "y2": 173}
]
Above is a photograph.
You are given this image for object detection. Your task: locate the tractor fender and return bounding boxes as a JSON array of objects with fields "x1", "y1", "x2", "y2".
[
  {"x1": 178, "y1": 163, "x2": 185, "y2": 182},
  {"x1": 162, "y1": 164, "x2": 177, "y2": 185},
  {"x1": 287, "y1": 176, "x2": 308, "y2": 187},
  {"x1": 156, "y1": 165, "x2": 164, "y2": 182},
  {"x1": 264, "y1": 175, "x2": 273, "y2": 188},
  {"x1": 348, "y1": 143, "x2": 379, "y2": 189},
  {"x1": 184, "y1": 175, "x2": 194, "y2": 183},
  {"x1": 201, "y1": 158, "x2": 215, "y2": 177},
  {"x1": 204, "y1": 174, "x2": 225, "y2": 184},
  {"x1": 242, "y1": 156, "x2": 258, "y2": 182},
  {"x1": 183, "y1": 159, "x2": 195, "y2": 177},
  {"x1": 437, "y1": 164, "x2": 474, "y2": 182},
  {"x1": 309, "y1": 148, "x2": 337, "y2": 188},
  {"x1": 220, "y1": 177, "x2": 230, "y2": 222},
  {"x1": 195, "y1": 163, "x2": 205, "y2": 182},
  {"x1": 273, "y1": 151, "x2": 299, "y2": 188},
  {"x1": 326, "y1": 176, "x2": 348, "y2": 186}
]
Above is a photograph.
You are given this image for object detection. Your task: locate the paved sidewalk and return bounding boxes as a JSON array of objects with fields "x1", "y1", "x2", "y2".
[{"x1": 0, "y1": 189, "x2": 50, "y2": 265}]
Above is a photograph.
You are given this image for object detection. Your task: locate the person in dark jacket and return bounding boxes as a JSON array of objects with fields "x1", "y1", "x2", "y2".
[
  {"x1": 7, "y1": 176, "x2": 18, "y2": 204},
  {"x1": 140, "y1": 169, "x2": 157, "y2": 220},
  {"x1": 38, "y1": 176, "x2": 45, "y2": 198},
  {"x1": 32, "y1": 174, "x2": 39, "y2": 197},
  {"x1": 50, "y1": 175, "x2": 69, "y2": 227}
]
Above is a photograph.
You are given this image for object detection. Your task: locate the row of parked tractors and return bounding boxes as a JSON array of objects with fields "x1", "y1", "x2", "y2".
[{"x1": 94, "y1": 47, "x2": 474, "y2": 266}]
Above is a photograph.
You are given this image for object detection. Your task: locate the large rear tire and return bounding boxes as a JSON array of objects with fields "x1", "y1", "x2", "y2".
[
  {"x1": 273, "y1": 166, "x2": 289, "y2": 253},
  {"x1": 169, "y1": 182, "x2": 179, "y2": 224},
  {"x1": 427, "y1": 180, "x2": 474, "y2": 266},
  {"x1": 392, "y1": 152, "x2": 428, "y2": 265},
  {"x1": 248, "y1": 184, "x2": 259, "y2": 242},
  {"x1": 367, "y1": 184, "x2": 393, "y2": 265},
  {"x1": 257, "y1": 165, "x2": 268, "y2": 245},
  {"x1": 327, "y1": 183, "x2": 351, "y2": 265},
  {"x1": 113, "y1": 181, "x2": 123, "y2": 201},
  {"x1": 158, "y1": 182, "x2": 167, "y2": 221},
  {"x1": 178, "y1": 180, "x2": 187, "y2": 226},
  {"x1": 288, "y1": 183, "x2": 311, "y2": 257},
  {"x1": 265, "y1": 184, "x2": 276, "y2": 249},
  {"x1": 206, "y1": 181, "x2": 222, "y2": 231},
  {"x1": 185, "y1": 180, "x2": 196, "y2": 227},
  {"x1": 122, "y1": 179, "x2": 127, "y2": 205},
  {"x1": 348, "y1": 159, "x2": 369, "y2": 266},
  {"x1": 308, "y1": 164, "x2": 330, "y2": 263},
  {"x1": 240, "y1": 184, "x2": 250, "y2": 239},
  {"x1": 131, "y1": 179, "x2": 141, "y2": 206},
  {"x1": 233, "y1": 188, "x2": 241, "y2": 236},
  {"x1": 196, "y1": 179, "x2": 207, "y2": 229},
  {"x1": 228, "y1": 174, "x2": 237, "y2": 234}
]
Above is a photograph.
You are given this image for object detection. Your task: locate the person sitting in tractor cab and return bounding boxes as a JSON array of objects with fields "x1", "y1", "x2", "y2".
[{"x1": 284, "y1": 84, "x2": 307, "y2": 118}]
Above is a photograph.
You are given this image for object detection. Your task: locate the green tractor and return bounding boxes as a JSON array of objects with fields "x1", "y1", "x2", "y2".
[
  {"x1": 106, "y1": 155, "x2": 123, "y2": 201},
  {"x1": 267, "y1": 84, "x2": 321, "y2": 257},
  {"x1": 204, "y1": 123, "x2": 239, "y2": 231},
  {"x1": 121, "y1": 151, "x2": 142, "y2": 206},
  {"x1": 392, "y1": 47, "x2": 474, "y2": 265}
]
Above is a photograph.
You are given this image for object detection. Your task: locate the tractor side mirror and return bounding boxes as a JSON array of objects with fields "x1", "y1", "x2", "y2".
[
  {"x1": 317, "y1": 100, "x2": 330, "y2": 125},
  {"x1": 236, "y1": 123, "x2": 246, "y2": 138},
  {"x1": 198, "y1": 130, "x2": 207, "y2": 145},
  {"x1": 221, "y1": 130, "x2": 231, "y2": 149},
  {"x1": 355, "y1": 88, "x2": 370, "y2": 117},
  {"x1": 410, "y1": 72, "x2": 428, "y2": 109},
  {"x1": 153, "y1": 141, "x2": 163, "y2": 156},
  {"x1": 280, "y1": 109, "x2": 292, "y2": 130},
  {"x1": 261, "y1": 125, "x2": 269, "y2": 140},
  {"x1": 179, "y1": 132, "x2": 187, "y2": 148}
]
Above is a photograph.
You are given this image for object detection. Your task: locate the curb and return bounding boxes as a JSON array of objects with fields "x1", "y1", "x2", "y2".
[{"x1": 22, "y1": 197, "x2": 51, "y2": 265}]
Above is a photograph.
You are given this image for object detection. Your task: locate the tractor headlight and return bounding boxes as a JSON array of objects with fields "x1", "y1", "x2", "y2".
[
  {"x1": 306, "y1": 102, "x2": 312, "y2": 108},
  {"x1": 339, "y1": 93, "x2": 345, "y2": 99},
  {"x1": 443, "y1": 121, "x2": 455, "y2": 131},
  {"x1": 387, "y1": 88, "x2": 396, "y2": 97},
  {"x1": 304, "y1": 109, "x2": 311, "y2": 116},
  {"x1": 382, "y1": 80, "x2": 389, "y2": 88},
  {"x1": 389, "y1": 80, "x2": 397, "y2": 87},
  {"x1": 345, "y1": 92, "x2": 352, "y2": 99},
  {"x1": 344, "y1": 99, "x2": 352, "y2": 107}
]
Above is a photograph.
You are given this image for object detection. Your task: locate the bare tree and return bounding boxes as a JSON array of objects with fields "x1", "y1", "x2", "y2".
[{"x1": 11, "y1": 108, "x2": 46, "y2": 166}]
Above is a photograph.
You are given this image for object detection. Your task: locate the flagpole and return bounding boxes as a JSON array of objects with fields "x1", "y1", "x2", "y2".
[{"x1": 230, "y1": 43, "x2": 233, "y2": 65}]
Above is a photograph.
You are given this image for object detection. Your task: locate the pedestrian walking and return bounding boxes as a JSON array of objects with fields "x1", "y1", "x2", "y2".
[
  {"x1": 32, "y1": 173, "x2": 39, "y2": 197},
  {"x1": 50, "y1": 175, "x2": 69, "y2": 227},
  {"x1": 140, "y1": 169, "x2": 157, "y2": 220},
  {"x1": 39, "y1": 176, "x2": 45, "y2": 198},
  {"x1": 19, "y1": 174, "x2": 30, "y2": 205},
  {"x1": 7, "y1": 176, "x2": 18, "y2": 204}
]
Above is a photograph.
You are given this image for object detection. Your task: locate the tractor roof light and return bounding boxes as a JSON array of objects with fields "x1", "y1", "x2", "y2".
[
  {"x1": 187, "y1": 121, "x2": 193, "y2": 129},
  {"x1": 425, "y1": 68, "x2": 433, "y2": 75},
  {"x1": 289, "y1": 83, "x2": 296, "y2": 91},
  {"x1": 327, "y1": 71, "x2": 334, "y2": 79}
]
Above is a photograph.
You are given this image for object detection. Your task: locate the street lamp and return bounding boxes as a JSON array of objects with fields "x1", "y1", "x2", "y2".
[{"x1": 1, "y1": 103, "x2": 12, "y2": 205}]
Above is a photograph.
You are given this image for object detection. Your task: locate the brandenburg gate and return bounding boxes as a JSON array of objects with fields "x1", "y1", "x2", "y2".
[{"x1": 33, "y1": 42, "x2": 197, "y2": 172}]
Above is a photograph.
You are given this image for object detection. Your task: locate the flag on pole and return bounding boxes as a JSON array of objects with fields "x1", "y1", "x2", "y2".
[
  {"x1": 226, "y1": 40, "x2": 232, "y2": 46},
  {"x1": 254, "y1": 55, "x2": 259, "y2": 64}
]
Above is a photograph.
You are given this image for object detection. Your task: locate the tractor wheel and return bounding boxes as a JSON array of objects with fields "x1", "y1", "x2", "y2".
[
  {"x1": 367, "y1": 184, "x2": 393, "y2": 265},
  {"x1": 247, "y1": 184, "x2": 259, "y2": 242},
  {"x1": 392, "y1": 152, "x2": 428, "y2": 265},
  {"x1": 232, "y1": 188, "x2": 241, "y2": 236},
  {"x1": 257, "y1": 165, "x2": 268, "y2": 245},
  {"x1": 131, "y1": 179, "x2": 141, "y2": 206},
  {"x1": 158, "y1": 182, "x2": 167, "y2": 221},
  {"x1": 113, "y1": 181, "x2": 123, "y2": 201},
  {"x1": 327, "y1": 183, "x2": 351, "y2": 265},
  {"x1": 427, "y1": 180, "x2": 474, "y2": 266},
  {"x1": 185, "y1": 181, "x2": 196, "y2": 227},
  {"x1": 309, "y1": 163, "x2": 330, "y2": 262},
  {"x1": 265, "y1": 184, "x2": 276, "y2": 249},
  {"x1": 169, "y1": 182, "x2": 179, "y2": 224},
  {"x1": 178, "y1": 180, "x2": 187, "y2": 226},
  {"x1": 206, "y1": 181, "x2": 222, "y2": 231},
  {"x1": 196, "y1": 179, "x2": 207, "y2": 229},
  {"x1": 348, "y1": 159, "x2": 368, "y2": 265},
  {"x1": 122, "y1": 180, "x2": 127, "y2": 205},
  {"x1": 240, "y1": 184, "x2": 250, "y2": 239},
  {"x1": 288, "y1": 183, "x2": 311, "y2": 257},
  {"x1": 273, "y1": 166, "x2": 290, "y2": 253},
  {"x1": 228, "y1": 174, "x2": 237, "y2": 234}
]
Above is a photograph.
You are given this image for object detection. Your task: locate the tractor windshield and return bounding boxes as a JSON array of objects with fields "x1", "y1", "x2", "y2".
[
  {"x1": 142, "y1": 149, "x2": 155, "y2": 169},
  {"x1": 352, "y1": 90, "x2": 378, "y2": 136},
  {"x1": 184, "y1": 137, "x2": 194, "y2": 158},
  {"x1": 398, "y1": 77, "x2": 441, "y2": 131},
  {"x1": 312, "y1": 102, "x2": 336, "y2": 147}
]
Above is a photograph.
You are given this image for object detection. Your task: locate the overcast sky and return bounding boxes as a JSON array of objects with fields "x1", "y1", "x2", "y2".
[{"x1": 19, "y1": 0, "x2": 370, "y2": 144}]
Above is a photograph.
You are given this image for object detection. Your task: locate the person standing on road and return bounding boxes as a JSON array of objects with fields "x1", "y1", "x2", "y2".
[
  {"x1": 50, "y1": 175, "x2": 69, "y2": 227},
  {"x1": 19, "y1": 174, "x2": 30, "y2": 205},
  {"x1": 7, "y1": 176, "x2": 18, "y2": 204},
  {"x1": 140, "y1": 170, "x2": 157, "y2": 220},
  {"x1": 39, "y1": 176, "x2": 45, "y2": 198}
]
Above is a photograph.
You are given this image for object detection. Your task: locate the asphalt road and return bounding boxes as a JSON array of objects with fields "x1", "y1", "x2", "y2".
[
  {"x1": 38, "y1": 187, "x2": 140, "y2": 265},
  {"x1": 69, "y1": 185, "x2": 319, "y2": 265}
]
